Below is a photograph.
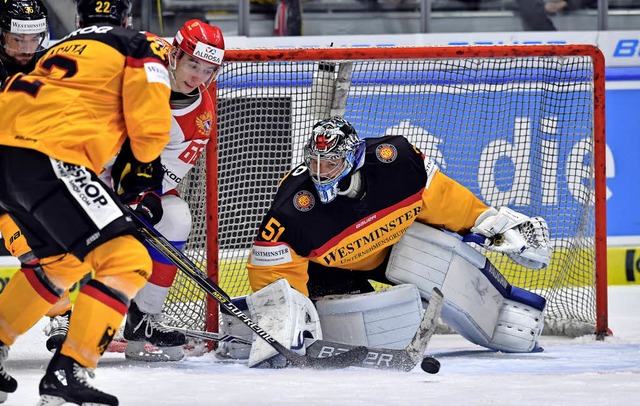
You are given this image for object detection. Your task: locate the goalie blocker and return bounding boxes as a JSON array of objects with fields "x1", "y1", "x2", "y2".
[
  {"x1": 216, "y1": 278, "x2": 324, "y2": 368},
  {"x1": 386, "y1": 222, "x2": 546, "y2": 353}
]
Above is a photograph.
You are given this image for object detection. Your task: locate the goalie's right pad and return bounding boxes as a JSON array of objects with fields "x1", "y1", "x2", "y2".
[
  {"x1": 216, "y1": 296, "x2": 253, "y2": 360},
  {"x1": 470, "y1": 206, "x2": 552, "y2": 270},
  {"x1": 386, "y1": 222, "x2": 546, "y2": 353},
  {"x1": 314, "y1": 284, "x2": 424, "y2": 350},
  {"x1": 246, "y1": 278, "x2": 322, "y2": 368}
]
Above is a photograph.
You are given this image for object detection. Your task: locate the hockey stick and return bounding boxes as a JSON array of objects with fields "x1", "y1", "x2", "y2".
[
  {"x1": 159, "y1": 287, "x2": 444, "y2": 373},
  {"x1": 156, "y1": 325, "x2": 253, "y2": 346},
  {"x1": 128, "y1": 209, "x2": 368, "y2": 369}
]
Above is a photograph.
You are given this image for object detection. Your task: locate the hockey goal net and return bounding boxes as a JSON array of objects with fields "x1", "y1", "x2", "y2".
[{"x1": 164, "y1": 45, "x2": 608, "y2": 340}]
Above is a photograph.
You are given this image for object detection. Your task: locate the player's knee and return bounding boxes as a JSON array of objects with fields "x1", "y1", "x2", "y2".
[
  {"x1": 156, "y1": 195, "x2": 192, "y2": 241},
  {"x1": 86, "y1": 235, "x2": 153, "y2": 299},
  {"x1": 40, "y1": 253, "x2": 92, "y2": 289}
]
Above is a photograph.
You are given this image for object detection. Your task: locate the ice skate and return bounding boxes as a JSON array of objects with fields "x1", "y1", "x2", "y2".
[
  {"x1": 37, "y1": 350, "x2": 117, "y2": 406},
  {"x1": 0, "y1": 343, "x2": 17, "y2": 404},
  {"x1": 123, "y1": 301, "x2": 185, "y2": 361}
]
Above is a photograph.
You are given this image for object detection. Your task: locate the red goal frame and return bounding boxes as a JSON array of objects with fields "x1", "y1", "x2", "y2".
[{"x1": 201, "y1": 45, "x2": 608, "y2": 339}]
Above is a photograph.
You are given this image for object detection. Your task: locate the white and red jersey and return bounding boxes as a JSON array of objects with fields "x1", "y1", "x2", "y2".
[
  {"x1": 160, "y1": 87, "x2": 215, "y2": 194},
  {"x1": 99, "y1": 86, "x2": 214, "y2": 195}
]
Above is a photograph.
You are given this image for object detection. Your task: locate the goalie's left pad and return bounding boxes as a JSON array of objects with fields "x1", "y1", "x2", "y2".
[
  {"x1": 470, "y1": 206, "x2": 552, "y2": 270},
  {"x1": 314, "y1": 284, "x2": 424, "y2": 350},
  {"x1": 246, "y1": 278, "x2": 322, "y2": 368},
  {"x1": 386, "y1": 222, "x2": 546, "y2": 353}
]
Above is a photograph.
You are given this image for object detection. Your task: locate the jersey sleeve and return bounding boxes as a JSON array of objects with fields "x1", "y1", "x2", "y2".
[
  {"x1": 247, "y1": 241, "x2": 311, "y2": 296},
  {"x1": 246, "y1": 208, "x2": 312, "y2": 296},
  {"x1": 122, "y1": 33, "x2": 172, "y2": 163},
  {"x1": 417, "y1": 170, "x2": 488, "y2": 234}
]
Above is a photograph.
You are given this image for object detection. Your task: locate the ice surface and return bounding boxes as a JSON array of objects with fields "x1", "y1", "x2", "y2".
[{"x1": 3, "y1": 285, "x2": 639, "y2": 405}]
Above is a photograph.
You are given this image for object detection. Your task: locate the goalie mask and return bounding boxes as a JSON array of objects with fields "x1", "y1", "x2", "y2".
[
  {"x1": 0, "y1": 0, "x2": 49, "y2": 65},
  {"x1": 304, "y1": 117, "x2": 366, "y2": 204},
  {"x1": 169, "y1": 19, "x2": 225, "y2": 91}
]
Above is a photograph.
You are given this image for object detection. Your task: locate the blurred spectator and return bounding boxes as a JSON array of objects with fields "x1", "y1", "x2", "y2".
[
  {"x1": 545, "y1": 0, "x2": 597, "y2": 14},
  {"x1": 274, "y1": 0, "x2": 302, "y2": 35},
  {"x1": 458, "y1": 0, "x2": 557, "y2": 30},
  {"x1": 515, "y1": 0, "x2": 557, "y2": 30},
  {"x1": 545, "y1": 1, "x2": 568, "y2": 14}
]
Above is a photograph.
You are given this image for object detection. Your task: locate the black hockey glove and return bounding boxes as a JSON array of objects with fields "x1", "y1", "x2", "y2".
[
  {"x1": 129, "y1": 191, "x2": 164, "y2": 226},
  {"x1": 111, "y1": 139, "x2": 163, "y2": 203}
]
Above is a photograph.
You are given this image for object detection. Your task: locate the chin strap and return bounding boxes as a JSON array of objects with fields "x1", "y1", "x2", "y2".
[{"x1": 337, "y1": 171, "x2": 366, "y2": 200}]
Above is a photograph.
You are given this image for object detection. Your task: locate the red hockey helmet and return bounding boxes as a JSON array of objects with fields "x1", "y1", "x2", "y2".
[
  {"x1": 173, "y1": 19, "x2": 224, "y2": 66},
  {"x1": 169, "y1": 20, "x2": 225, "y2": 88}
]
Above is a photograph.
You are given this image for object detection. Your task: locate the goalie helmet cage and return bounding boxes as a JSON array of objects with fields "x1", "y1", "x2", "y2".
[{"x1": 167, "y1": 45, "x2": 608, "y2": 343}]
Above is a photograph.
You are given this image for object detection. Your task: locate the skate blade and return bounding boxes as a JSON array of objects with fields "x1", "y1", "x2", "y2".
[
  {"x1": 1, "y1": 391, "x2": 7, "y2": 403},
  {"x1": 107, "y1": 339, "x2": 157, "y2": 354},
  {"x1": 36, "y1": 395, "x2": 68, "y2": 406},
  {"x1": 125, "y1": 341, "x2": 184, "y2": 362},
  {"x1": 37, "y1": 395, "x2": 113, "y2": 406}
]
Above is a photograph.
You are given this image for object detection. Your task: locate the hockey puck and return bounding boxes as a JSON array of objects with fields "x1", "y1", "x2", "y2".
[{"x1": 420, "y1": 357, "x2": 440, "y2": 374}]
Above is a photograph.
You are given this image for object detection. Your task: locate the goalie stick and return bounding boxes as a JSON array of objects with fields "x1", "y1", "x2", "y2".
[
  {"x1": 128, "y1": 209, "x2": 368, "y2": 369},
  {"x1": 159, "y1": 287, "x2": 444, "y2": 373}
]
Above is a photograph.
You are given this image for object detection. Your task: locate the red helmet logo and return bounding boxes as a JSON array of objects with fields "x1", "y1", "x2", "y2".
[{"x1": 314, "y1": 135, "x2": 331, "y2": 150}]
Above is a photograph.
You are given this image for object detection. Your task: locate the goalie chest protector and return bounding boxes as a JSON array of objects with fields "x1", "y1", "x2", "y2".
[{"x1": 257, "y1": 136, "x2": 430, "y2": 268}]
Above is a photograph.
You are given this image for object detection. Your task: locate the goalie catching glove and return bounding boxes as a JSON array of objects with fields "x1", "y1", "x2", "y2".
[{"x1": 470, "y1": 206, "x2": 552, "y2": 270}]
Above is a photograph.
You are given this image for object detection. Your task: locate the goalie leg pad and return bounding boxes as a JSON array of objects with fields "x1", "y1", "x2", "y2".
[
  {"x1": 246, "y1": 278, "x2": 322, "y2": 368},
  {"x1": 386, "y1": 223, "x2": 502, "y2": 345},
  {"x1": 314, "y1": 284, "x2": 423, "y2": 350},
  {"x1": 124, "y1": 341, "x2": 184, "y2": 362},
  {"x1": 386, "y1": 222, "x2": 544, "y2": 353},
  {"x1": 216, "y1": 296, "x2": 253, "y2": 360},
  {"x1": 490, "y1": 287, "x2": 545, "y2": 353}
]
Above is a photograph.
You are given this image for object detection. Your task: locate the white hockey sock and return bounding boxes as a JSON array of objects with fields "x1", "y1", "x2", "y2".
[{"x1": 134, "y1": 283, "x2": 171, "y2": 314}]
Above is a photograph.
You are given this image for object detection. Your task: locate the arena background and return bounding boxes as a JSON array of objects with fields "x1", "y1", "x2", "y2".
[{"x1": 1, "y1": 28, "x2": 639, "y2": 292}]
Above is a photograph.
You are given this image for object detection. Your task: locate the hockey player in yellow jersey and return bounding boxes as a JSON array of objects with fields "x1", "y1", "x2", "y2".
[
  {"x1": 223, "y1": 117, "x2": 552, "y2": 367},
  {"x1": 0, "y1": 0, "x2": 80, "y2": 356},
  {"x1": 0, "y1": 0, "x2": 49, "y2": 79},
  {"x1": 0, "y1": 1, "x2": 172, "y2": 405},
  {"x1": 30, "y1": 19, "x2": 226, "y2": 363},
  {"x1": 247, "y1": 117, "x2": 494, "y2": 295}
]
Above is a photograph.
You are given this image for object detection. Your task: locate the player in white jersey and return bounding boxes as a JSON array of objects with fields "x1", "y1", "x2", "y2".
[{"x1": 99, "y1": 19, "x2": 224, "y2": 361}]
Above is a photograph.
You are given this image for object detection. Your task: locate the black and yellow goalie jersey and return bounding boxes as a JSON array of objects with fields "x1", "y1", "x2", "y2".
[
  {"x1": 0, "y1": 25, "x2": 172, "y2": 174},
  {"x1": 247, "y1": 135, "x2": 490, "y2": 296}
]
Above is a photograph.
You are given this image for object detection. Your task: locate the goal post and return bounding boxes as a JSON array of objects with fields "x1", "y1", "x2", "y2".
[{"x1": 166, "y1": 44, "x2": 608, "y2": 341}]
